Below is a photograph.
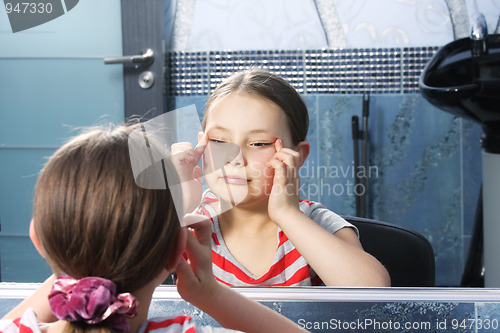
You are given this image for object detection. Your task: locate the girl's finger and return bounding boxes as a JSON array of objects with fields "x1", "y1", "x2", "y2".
[
  {"x1": 183, "y1": 213, "x2": 209, "y2": 227},
  {"x1": 184, "y1": 215, "x2": 212, "y2": 246},
  {"x1": 267, "y1": 157, "x2": 285, "y2": 169},
  {"x1": 192, "y1": 165, "x2": 202, "y2": 179},
  {"x1": 181, "y1": 232, "x2": 204, "y2": 272},
  {"x1": 175, "y1": 256, "x2": 195, "y2": 283},
  {"x1": 274, "y1": 138, "x2": 283, "y2": 152},
  {"x1": 172, "y1": 142, "x2": 194, "y2": 154},
  {"x1": 269, "y1": 163, "x2": 289, "y2": 197},
  {"x1": 193, "y1": 133, "x2": 208, "y2": 161},
  {"x1": 268, "y1": 152, "x2": 300, "y2": 186},
  {"x1": 185, "y1": 231, "x2": 204, "y2": 255},
  {"x1": 182, "y1": 228, "x2": 212, "y2": 279},
  {"x1": 268, "y1": 159, "x2": 287, "y2": 181},
  {"x1": 271, "y1": 150, "x2": 300, "y2": 169},
  {"x1": 278, "y1": 147, "x2": 301, "y2": 158}
]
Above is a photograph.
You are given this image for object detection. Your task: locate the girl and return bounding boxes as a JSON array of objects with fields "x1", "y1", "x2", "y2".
[
  {"x1": 0, "y1": 125, "x2": 305, "y2": 332},
  {"x1": 179, "y1": 69, "x2": 390, "y2": 287}
]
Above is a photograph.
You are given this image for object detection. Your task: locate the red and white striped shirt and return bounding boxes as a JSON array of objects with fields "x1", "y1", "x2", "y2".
[
  {"x1": 139, "y1": 316, "x2": 239, "y2": 332},
  {"x1": 195, "y1": 191, "x2": 356, "y2": 287}
]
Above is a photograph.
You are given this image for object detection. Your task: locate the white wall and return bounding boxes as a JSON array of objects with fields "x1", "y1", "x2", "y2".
[{"x1": 169, "y1": 0, "x2": 500, "y2": 50}]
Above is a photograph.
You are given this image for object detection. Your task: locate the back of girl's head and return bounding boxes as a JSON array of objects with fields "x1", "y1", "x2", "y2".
[
  {"x1": 202, "y1": 68, "x2": 309, "y2": 146},
  {"x1": 33, "y1": 125, "x2": 179, "y2": 294}
]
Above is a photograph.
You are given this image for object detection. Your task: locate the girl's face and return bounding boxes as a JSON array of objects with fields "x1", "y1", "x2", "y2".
[{"x1": 202, "y1": 92, "x2": 294, "y2": 208}]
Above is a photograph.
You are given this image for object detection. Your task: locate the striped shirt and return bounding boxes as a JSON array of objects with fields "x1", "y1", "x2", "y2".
[
  {"x1": 0, "y1": 310, "x2": 238, "y2": 333},
  {"x1": 195, "y1": 191, "x2": 356, "y2": 287},
  {"x1": 139, "y1": 316, "x2": 239, "y2": 332}
]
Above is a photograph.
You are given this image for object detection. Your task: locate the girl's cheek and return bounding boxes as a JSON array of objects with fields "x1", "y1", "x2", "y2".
[
  {"x1": 262, "y1": 164, "x2": 275, "y2": 179},
  {"x1": 248, "y1": 161, "x2": 274, "y2": 179},
  {"x1": 254, "y1": 148, "x2": 275, "y2": 162},
  {"x1": 248, "y1": 150, "x2": 276, "y2": 176}
]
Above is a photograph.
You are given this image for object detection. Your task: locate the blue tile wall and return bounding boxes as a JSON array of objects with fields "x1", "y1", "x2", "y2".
[{"x1": 170, "y1": 93, "x2": 483, "y2": 287}]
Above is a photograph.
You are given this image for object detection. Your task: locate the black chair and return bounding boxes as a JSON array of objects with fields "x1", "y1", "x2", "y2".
[{"x1": 342, "y1": 215, "x2": 436, "y2": 287}]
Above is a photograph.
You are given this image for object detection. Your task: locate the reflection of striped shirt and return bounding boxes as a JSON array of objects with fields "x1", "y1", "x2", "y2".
[
  {"x1": 0, "y1": 310, "x2": 239, "y2": 332},
  {"x1": 195, "y1": 190, "x2": 356, "y2": 287},
  {"x1": 140, "y1": 316, "x2": 240, "y2": 332}
]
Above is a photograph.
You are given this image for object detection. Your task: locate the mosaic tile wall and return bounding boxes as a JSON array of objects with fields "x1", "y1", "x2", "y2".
[
  {"x1": 1, "y1": 295, "x2": 499, "y2": 333},
  {"x1": 165, "y1": 47, "x2": 438, "y2": 96},
  {"x1": 164, "y1": 48, "x2": 484, "y2": 287},
  {"x1": 148, "y1": 298, "x2": 500, "y2": 333}
]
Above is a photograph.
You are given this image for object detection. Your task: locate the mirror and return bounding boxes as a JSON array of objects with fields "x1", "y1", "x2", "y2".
[
  {"x1": 162, "y1": 0, "x2": 496, "y2": 288},
  {"x1": 1, "y1": 0, "x2": 499, "y2": 290}
]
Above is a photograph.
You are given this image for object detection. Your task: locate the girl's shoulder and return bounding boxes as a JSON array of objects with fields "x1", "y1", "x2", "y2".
[
  {"x1": 298, "y1": 198, "x2": 332, "y2": 216},
  {"x1": 298, "y1": 199, "x2": 358, "y2": 236},
  {"x1": 196, "y1": 190, "x2": 219, "y2": 217}
]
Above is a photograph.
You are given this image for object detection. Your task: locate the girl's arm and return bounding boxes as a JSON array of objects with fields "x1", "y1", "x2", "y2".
[
  {"x1": 1, "y1": 274, "x2": 57, "y2": 322},
  {"x1": 175, "y1": 219, "x2": 306, "y2": 333},
  {"x1": 274, "y1": 209, "x2": 390, "y2": 286},
  {"x1": 267, "y1": 140, "x2": 390, "y2": 287}
]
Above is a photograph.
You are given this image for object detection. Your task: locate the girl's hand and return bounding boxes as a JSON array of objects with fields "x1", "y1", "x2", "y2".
[
  {"x1": 176, "y1": 217, "x2": 309, "y2": 333},
  {"x1": 267, "y1": 139, "x2": 302, "y2": 224},
  {"x1": 171, "y1": 134, "x2": 208, "y2": 214},
  {"x1": 175, "y1": 216, "x2": 220, "y2": 309}
]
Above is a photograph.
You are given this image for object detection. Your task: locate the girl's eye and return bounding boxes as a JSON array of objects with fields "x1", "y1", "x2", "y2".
[
  {"x1": 209, "y1": 138, "x2": 227, "y2": 144},
  {"x1": 251, "y1": 142, "x2": 273, "y2": 147}
]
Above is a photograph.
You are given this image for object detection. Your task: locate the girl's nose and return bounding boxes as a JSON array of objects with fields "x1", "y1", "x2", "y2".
[{"x1": 228, "y1": 149, "x2": 245, "y2": 166}]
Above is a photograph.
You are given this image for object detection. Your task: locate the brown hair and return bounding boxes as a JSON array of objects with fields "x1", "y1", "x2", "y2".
[
  {"x1": 33, "y1": 125, "x2": 180, "y2": 332},
  {"x1": 202, "y1": 68, "x2": 309, "y2": 146}
]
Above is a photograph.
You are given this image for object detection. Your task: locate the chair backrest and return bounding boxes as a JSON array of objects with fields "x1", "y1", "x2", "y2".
[{"x1": 342, "y1": 216, "x2": 436, "y2": 287}]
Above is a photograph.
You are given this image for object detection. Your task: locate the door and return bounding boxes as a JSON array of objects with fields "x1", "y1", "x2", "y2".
[{"x1": 108, "y1": 0, "x2": 165, "y2": 121}]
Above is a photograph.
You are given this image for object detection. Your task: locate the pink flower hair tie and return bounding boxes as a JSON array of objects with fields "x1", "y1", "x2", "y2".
[{"x1": 48, "y1": 275, "x2": 139, "y2": 333}]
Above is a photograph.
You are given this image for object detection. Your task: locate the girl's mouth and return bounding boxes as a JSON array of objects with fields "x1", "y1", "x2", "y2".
[{"x1": 220, "y1": 175, "x2": 249, "y2": 185}]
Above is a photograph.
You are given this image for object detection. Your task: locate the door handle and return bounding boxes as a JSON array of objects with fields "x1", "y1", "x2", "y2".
[{"x1": 104, "y1": 49, "x2": 154, "y2": 67}]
